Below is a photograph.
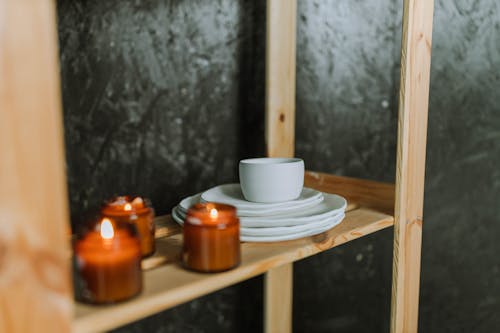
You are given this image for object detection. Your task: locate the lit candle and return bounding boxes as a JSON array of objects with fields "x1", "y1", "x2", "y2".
[
  {"x1": 74, "y1": 218, "x2": 142, "y2": 304},
  {"x1": 102, "y1": 196, "x2": 155, "y2": 257},
  {"x1": 182, "y1": 203, "x2": 240, "y2": 272}
]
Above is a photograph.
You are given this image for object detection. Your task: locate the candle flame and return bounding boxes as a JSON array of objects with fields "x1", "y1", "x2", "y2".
[
  {"x1": 124, "y1": 203, "x2": 132, "y2": 211},
  {"x1": 100, "y1": 218, "x2": 114, "y2": 239},
  {"x1": 210, "y1": 208, "x2": 218, "y2": 219}
]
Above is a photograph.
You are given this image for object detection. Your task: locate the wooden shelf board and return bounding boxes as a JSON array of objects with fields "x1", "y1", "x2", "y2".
[
  {"x1": 305, "y1": 171, "x2": 395, "y2": 215},
  {"x1": 73, "y1": 207, "x2": 394, "y2": 333}
]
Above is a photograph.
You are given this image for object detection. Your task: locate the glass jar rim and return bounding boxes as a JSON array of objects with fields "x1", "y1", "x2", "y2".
[
  {"x1": 102, "y1": 195, "x2": 153, "y2": 216},
  {"x1": 185, "y1": 203, "x2": 239, "y2": 227}
]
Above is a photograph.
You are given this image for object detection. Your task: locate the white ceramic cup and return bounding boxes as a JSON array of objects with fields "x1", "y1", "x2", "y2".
[{"x1": 239, "y1": 158, "x2": 305, "y2": 203}]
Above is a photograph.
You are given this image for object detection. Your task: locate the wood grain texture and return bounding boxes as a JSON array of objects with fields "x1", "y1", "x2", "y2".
[
  {"x1": 265, "y1": 0, "x2": 297, "y2": 158},
  {"x1": 0, "y1": 0, "x2": 72, "y2": 332},
  {"x1": 141, "y1": 215, "x2": 181, "y2": 271},
  {"x1": 391, "y1": 0, "x2": 434, "y2": 332},
  {"x1": 265, "y1": 2, "x2": 297, "y2": 331},
  {"x1": 154, "y1": 215, "x2": 182, "y2": 239},
  {"x1": 305, "y1": 171, "x2": 395, "y2": 215},
  {"x1": 74, "y1": 208, "x2": 394, "y2": 333},
  {"x1": 265, "y1": 264, "x2": 293, "y2": 333}
]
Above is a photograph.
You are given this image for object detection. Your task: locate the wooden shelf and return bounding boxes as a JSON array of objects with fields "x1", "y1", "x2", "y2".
[{"x1": 73, "y1": 205, "x2": 394, "y2": 333}]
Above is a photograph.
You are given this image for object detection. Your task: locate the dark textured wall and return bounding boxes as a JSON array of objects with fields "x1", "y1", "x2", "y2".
[
  {"x1": 58, "y1": 0, "x2": 500, "y2": 332},
  {"x1": 421, "y1": 1, "x2": 500, "y2": 331},
  {"x1": 58, "y1": 0, "x2": 265, "y2": 226},
  {"x1": 293, "y1": 2, "x2": 399, "y2": 331}
]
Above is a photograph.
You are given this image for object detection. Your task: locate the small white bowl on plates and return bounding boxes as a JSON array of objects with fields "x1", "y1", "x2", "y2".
[{"x1": 239, "y1": 157, "x2": 305, "y2": 203}]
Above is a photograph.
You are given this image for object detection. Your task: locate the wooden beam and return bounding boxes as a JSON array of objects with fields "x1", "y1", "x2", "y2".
[
  {"x1": 265, "y1": 264, "x2": 293, "y2": 333},
  {"x1": 265, "y1": 1, "x2": 297, "y2": 331},
  {"x1": 391, "y1": 0, "x2": 434, "y2": 332},
  {"x1": 265, "y1": 0, "x2": 297, "y2": 158},
  {"x1": 0, "y1": 0, "x2": 71, "y2": 332},
  {"x1": 305, "y1": 171, "x2": 395, "y2": 215}
]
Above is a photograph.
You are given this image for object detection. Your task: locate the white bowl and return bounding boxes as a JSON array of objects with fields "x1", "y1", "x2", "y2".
[{"x1": 239, "y1": 158, "x2": 304, "y2": 203}]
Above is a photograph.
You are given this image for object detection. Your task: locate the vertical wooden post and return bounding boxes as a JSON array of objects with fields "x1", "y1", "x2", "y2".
[
  {"x1": 264, "y1": 264, "x2": 293, "y2": 333},
  {"x1": 391, "y1": 0, "x2": 434, "y2": 332},
  {"x1": 0, "y1": 0, "x2": 72, "y2": 332},
  {"x1": 264, "y1": 0, "x2": 296, "y2": 332},
  {"x1": 265, "y1": 0, "x2": 297, "y2": 158}
]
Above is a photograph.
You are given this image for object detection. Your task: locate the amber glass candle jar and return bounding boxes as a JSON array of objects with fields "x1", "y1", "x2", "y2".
[
  {"x1": 182, "y1": 203, "x2": 240, "y2": 272},
  {"x1": 74, "y1": 218, "x2": 142, "y2": 304},
  {"x1": 102, "y1": 196, "x2": 155, "y2": 257}
]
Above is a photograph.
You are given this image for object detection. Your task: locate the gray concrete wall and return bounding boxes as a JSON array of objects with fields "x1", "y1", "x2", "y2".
[{"x1": 58, "y1": 0, "x2": 500, "y2": 332}]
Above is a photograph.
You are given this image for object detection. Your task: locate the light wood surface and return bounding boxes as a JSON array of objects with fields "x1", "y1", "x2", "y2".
[
  {"x1": 0, "y1": 0, "x2": 71, "y2": 332},
  {"x1": 305, "y1": 171, "x2": 395, "y2": 215},
  {"x1": 265, "y1": 264, "x2": 293, "y2": 333},
  {"x1": 265, "y1": 1, "x2": 297, "y2": 331},
  {"x1": 74, "y1": 208, "x2": 394, "y2": 333},
  {"x1": 390, "y1": 0, "x2": 434, "y2": 332},
  {"x1": 265, "y1": 0, "x2": 297, "y2": 158}
]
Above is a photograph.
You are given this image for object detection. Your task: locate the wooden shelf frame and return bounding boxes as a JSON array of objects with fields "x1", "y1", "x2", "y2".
[{"x1": 0, "y1": 0, "x2": 434, "y2": 332}]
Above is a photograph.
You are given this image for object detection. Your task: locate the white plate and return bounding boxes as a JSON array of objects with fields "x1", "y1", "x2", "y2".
[
  {"x1": 172, "y1": 205, "x2": 346, "y2": 241},
  {"x1": 239, "y1": 193, "x2": 346, "y2": 227},
  {"x1": 173, "y1": 205, "x2": 343, "y2": 234},
  {"x1": 236, "y1": 197, "x2": 324, "y2": 217},
  {"x1": 201, "y1": 184, "x2": 322, "y2": 209},
  {"x1": 176, "y1": 192, "x2": 346, "y2": 227},
  {"x1": 241, "y1": 213, "x2": 344, "y2": 236},
  {"x1": 240, "y1": 215, "x2": 344, "y2": 242},
  {"x1": 171, "y1": 206, "x2": 185, "y2": 225},
  {"x1": 179, "y1": 190, "x2": 324, "y2": 217},
  {"x1": 178, "y1": 193, "x2": 202, "y2": 213},
  {"x1": 199, "y1": 184, "x2": 324, "y2": 217}
]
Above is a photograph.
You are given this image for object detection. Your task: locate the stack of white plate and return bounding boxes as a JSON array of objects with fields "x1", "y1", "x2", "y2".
[{"x1": 171, "y1": 184, "x2": 346, "y2": 242}]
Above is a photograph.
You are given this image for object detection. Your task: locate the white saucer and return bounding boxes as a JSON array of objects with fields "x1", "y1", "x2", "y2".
[
  {"x1": 201, "y1": 184, "x2": 322, "y2": 209},
  {"x1": 197, "y1": 184, "x2": 325, "y2": 217}
]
